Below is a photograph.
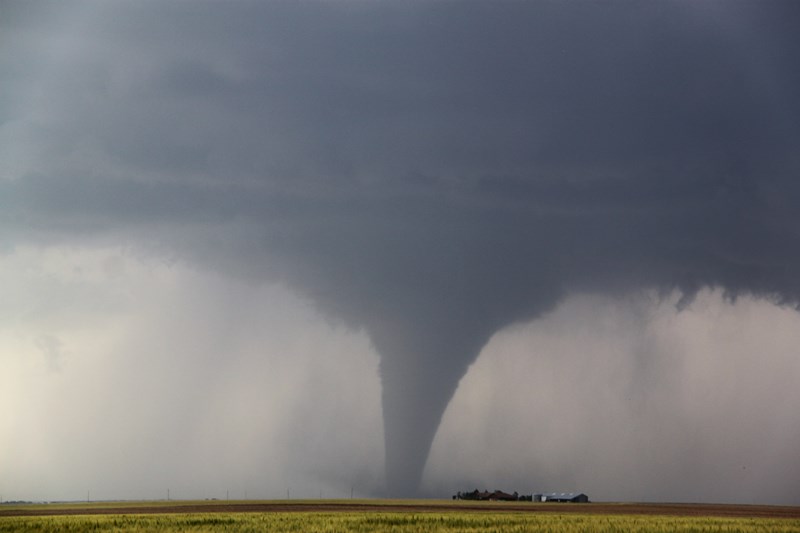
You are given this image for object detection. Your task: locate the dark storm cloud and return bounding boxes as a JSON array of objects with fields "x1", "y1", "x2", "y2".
[{"x1": 4, "y1": 1, "x2": 800, "y2": 495}]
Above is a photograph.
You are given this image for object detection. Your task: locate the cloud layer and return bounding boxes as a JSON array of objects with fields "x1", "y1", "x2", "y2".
[{"x1": 2, "y1": 1, "x2": 800, "y2": 499}]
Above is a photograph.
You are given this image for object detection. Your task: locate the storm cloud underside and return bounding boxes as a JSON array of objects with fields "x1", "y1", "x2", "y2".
[{"x1": 2, "y1": 1, "x2": 800, "y2": 497}]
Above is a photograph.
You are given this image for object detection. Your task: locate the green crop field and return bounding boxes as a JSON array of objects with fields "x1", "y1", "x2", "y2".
[
  {"x1": 2, "y1": 511, "x2": 800, "y2": 532},
  {"x1": 2, "y1": 500, "x2": 800, "y2": 532}
]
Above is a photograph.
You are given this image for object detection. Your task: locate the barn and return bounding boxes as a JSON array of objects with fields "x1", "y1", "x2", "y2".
[{"x1": 533, "y1": 492, "x2": 589, "y2": 503}]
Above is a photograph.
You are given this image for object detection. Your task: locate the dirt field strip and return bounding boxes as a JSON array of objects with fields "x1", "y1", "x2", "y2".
[{"x1": 2, "y1": 500, "x2": 799, "y2": 519}]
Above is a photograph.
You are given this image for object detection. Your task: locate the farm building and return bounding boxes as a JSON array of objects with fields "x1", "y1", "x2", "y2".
[{"x1": 533, "y1": 492, "x2": 589, "y2": 503}]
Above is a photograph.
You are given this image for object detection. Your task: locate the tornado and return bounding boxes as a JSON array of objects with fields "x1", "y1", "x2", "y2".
[
  {"x1": 368, "y1": 308, "x2": 495, "y2": 496},
  {"x1": 340, "y1": 234, "x2": 561, "y2": 496},
  {"x1": 377, "y1": 340, "x2": 474, "y2": 496}
]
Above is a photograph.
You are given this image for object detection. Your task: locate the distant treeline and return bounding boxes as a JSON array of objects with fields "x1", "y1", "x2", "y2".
[{"x1": 453, "y1": 489, "x2": 533, "y2": 502}]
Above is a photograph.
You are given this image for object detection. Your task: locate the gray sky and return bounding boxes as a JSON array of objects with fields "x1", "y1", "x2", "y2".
[{"x1": 2, "y1": 0, "x2": 800, "y2": 503}]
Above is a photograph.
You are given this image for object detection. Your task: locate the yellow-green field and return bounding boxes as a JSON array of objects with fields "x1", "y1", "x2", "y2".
[
  {"x1": 2, "y1": 500, "x2": 800, "y2": 532},
  {"x1": 3, "y1": 511, "x2": 800, "y2": 532}
]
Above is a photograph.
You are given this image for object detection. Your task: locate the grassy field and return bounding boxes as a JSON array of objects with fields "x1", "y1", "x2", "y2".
[
  {"x1": 3, "y1": 511, "x2": 800, "y2": 532},
  {"x1": 2, "y1": 500, "x2": 800, "y2": 532}
]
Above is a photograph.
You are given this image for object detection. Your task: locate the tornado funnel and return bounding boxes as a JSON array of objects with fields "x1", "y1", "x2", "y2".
[{"x1": 370, "y1": 316, "x2": 491, "y2": 496}]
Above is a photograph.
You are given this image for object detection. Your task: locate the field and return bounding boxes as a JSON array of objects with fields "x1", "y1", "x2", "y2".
[{"x1": 2, "y1": 500, "x2": 800, "y2": 532}]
